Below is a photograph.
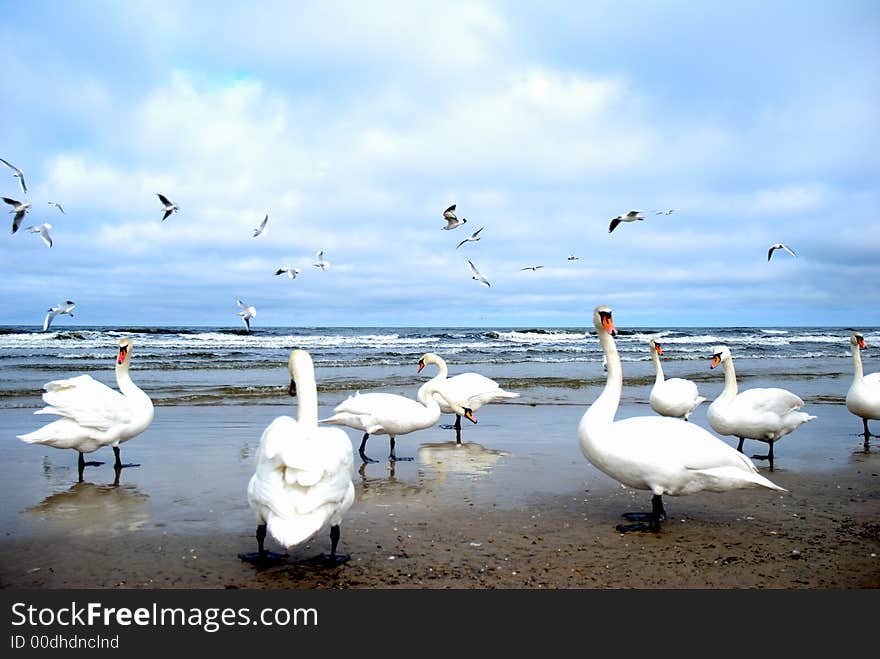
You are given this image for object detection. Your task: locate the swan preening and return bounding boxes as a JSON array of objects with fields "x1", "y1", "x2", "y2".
[
  {"x1": 321, "y1": 353, "x2": 476, "y2": 463},
  {"x1": 846, "y1": 332, "x2": 880, "y2": 439},
  {"x1": 707, "y1": 346, "x2": 816, "y2": 470},
  {"x1": 578, "y1": 306, "x2": 784, "y2": 533},
  {"x1": 242, "y1": 350, "x2": 355, "y2": 565},
  {"x1": 17, "y1": 339, "x2": 154, "y2": 476},
  {"x1": 416, "y1": 355, "x2": 518, "y2": 442},
  {"x1": 648, "y1": 338, "x2": 706, "y2": 421}
]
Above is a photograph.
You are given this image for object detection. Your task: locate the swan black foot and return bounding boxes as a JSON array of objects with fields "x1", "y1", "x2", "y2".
[
  {"x1": 751, "y1": 443, "x2": 775, "y2": 471},
  {"x1": 736, "y1": 437, "x2": 745, "y2": 452},
  {"x1": 616, "y1": 495, "x2": 665, "y2": 533},
  {"x1": 78, "y1": 452, "x2": 103, "y2": 468},
  {"x1": 238, "y1": 551, "x2": 288, "y2": 565},
  {"x1": 359, "y1": 433, "x2": 378, "y2": 463},
  {"x1": 389, "y1": 438, "x2": 413, "y2": 462},
  {"x1": 239, "y1": 524, "x2": 288, "y2": 565},
  {"x1": 113, "y1": 447, "x2": 140, "y2": 469}
]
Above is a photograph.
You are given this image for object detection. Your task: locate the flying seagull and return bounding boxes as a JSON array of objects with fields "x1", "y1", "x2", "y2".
[
  {"x1": 314, "y1": 250, "x2": 329, "y2": 271},
  {"x1": 252, "y1": 214, "x2": 269, "y2": 237},
  {"x1": 467, "y1": 259, "x2": 491, "y2": 287},
  {"x1": 236, "y1": 299, "x2": 257, "y2": 331},
  {"x1": 0, "y1": 158, "x2": 27, "y2": 194},
  {"x1": 3, "y1": 197, "x2": 31, "y2": 234},
  {"x1": 456, "y1": 226, "x2": 484, "y2": 249},
  {"x1": 609, "y1": 210, "x2": 645, "y2": 233},
  {"x1": 443, "y1": 204, "x2": 458, "y2": 221},
  {"x1": 48, "y1": 201, "x2": 65, "y2": 214},
  {"x1": 157, "y1": 194, "x2": 179, "y2": 221},
  {"x1": 43, "y1": 300, "x2": 76, "y2": 332},
  {"x1": 520, "y1": 265, "x2": 544, "y2": 271},
  {"x1": 25, "y1": 223, "x2": 53, "y2": 248},
  {"x1": 653, "y1": 209, "x2": 677, "y2": 215},
  {"x1": 275, "y1": 267, "x2": 299, "y2": 279},
  {"x1": 567, "y1": 255, "x2": 580, "y2": 261},
  {"x1": 767, "y1": 243, "x2": 797, "y2": 262}
]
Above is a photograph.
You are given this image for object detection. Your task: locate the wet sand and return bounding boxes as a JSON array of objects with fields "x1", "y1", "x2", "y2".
[{"x1": 1, "y1": 400, "x2": 878, "y2": 589}]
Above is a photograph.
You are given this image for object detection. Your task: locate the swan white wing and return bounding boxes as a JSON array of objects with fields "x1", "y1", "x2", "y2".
[
  {"x1": 730, "y1": 387, "x2": 805, "y2": 417},
  {"x1": 437, "y1": 373, "x2": 519, "y2": 411},
  {"x1": 597, "y1": 417, "x2": 782, "y2": 494},
  {"x1": 863, "y1": 372, "x2": 880, "y2": 387},
  {"x1": 36, "y1": 375, "x2": 131, "y2": 431}
]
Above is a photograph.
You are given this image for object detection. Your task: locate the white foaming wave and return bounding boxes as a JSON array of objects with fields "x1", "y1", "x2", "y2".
[
  {"x1": 493, "y1": 330, "x2": 589, "y2": 344},
  {"x1": 761, "y1": 329, "x2": 789, "y2": 335}
]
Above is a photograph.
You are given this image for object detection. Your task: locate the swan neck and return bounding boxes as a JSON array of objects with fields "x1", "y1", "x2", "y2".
[
  {"x1": 295, "y1": 364, "x2": 319, "y2": 429},
  {"x1": 651, "y1": 349, "x2": 664, "y2": 383},
  {"x1": 115, "y1": 361, "x2": 139, "y2": 396},
  {"x1": 720, "y1": 358, "x2": 738, "y2": 397},
  {"x1": 586, "y1": 329, "x2": 622, "y2": 428},
  {"x1": 852, "y1": 347, "x2": 864, "y2": 381}
]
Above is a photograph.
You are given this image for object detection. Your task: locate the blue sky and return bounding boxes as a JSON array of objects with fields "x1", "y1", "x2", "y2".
[{"x1": 1, "y1": 1, "x2": 878, "y2": 328}]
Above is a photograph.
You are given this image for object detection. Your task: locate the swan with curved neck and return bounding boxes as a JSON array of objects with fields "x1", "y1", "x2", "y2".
[
  {"x1": 846, "y1": 332, "x2": 880, "y2": 439},
  {"x1": 18, "y1": 339, "x2": 154, "y2": 476},
  {"x1": 321, "y1": 353, "x2": 475, "y2": 462},
  {"x1": 578, "y1": 305, "x2": 784, "y2": 533},
  {"x1": 242, "y1": 349, "x2": 355, "y2": 565},
  {"x1": 707, "y1": 346, "x2": 816, "y2": 470},
  {"x1": 648, "y1": 338, "x2": 706, "y2": 421},
  {"x1": 416, "y1": 354, "x2": 517, "y2": 443}
]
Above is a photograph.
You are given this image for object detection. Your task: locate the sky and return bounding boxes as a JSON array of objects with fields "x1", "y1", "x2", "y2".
[{"x1": 0, "y1": 0, "x2": 878, "y2": 329}]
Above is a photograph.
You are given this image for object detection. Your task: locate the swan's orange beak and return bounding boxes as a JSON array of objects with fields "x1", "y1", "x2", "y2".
[
  {"x1": 710, "y1": 354, "x2": 721, "y2": 369},
  {"x1": 417, "y1": 359, "x2": 425, "y2": 373},
  {"x1": 655, "y1": 343, "x2": 664, "y2": 356},
  {"x1": 858, "y1": 337, "x2": 867, "y2": 349},
  {"x1": 288, "y1": 379, "x2": 297, "y2": 397},
  {"x1": 600, "y1": 313, "x2": 617, "y2": 336},
  {"x1": 117, "y1": 345, "x2": 128, "y2": 365},
  {"x1": 464, "y1": 408, "x2": 477, "y2": 424}
]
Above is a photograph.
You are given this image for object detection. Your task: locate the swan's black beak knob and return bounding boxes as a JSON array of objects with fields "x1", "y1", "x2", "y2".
[{"x1": 288, "y1": 379, "x2": 297, "y2": 397}]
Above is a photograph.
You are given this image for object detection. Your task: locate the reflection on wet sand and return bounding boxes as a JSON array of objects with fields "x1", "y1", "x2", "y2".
[
  {"x1": 355, "y1": 460, "x2": 437, "y2": 504},
  {"x1": 417, "y1": 440, "x2": 507, "y2": 483},
  {"x1": 24, "y1": 467, "x2": 151, "y2": 536}
]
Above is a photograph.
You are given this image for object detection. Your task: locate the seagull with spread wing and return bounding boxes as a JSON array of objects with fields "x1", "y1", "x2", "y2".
[
  {"x1": 157, "y1": 194, "x2": 179, "y2": 221},
  {"x1": 608, "y1": 210, "x2": 645, "y2": 233},
  {"x1": 25, "y1": 223, "x2": 53, "y2": 248},
  {"x1": 0, "y1": 157, "x2": 27, "y2": 194},
  {"x1": 3, "y1": 197, "x2": 31, "y2": 234},
  {"x1": 467, "y1": 260, "x2": 490, "y2": 287},
  {"x1": 252, "y1": 214, "x2": 269, "y2": 237},
  {"x1": 767, "y1": 243, "x2": 797, "y2": 261},
  {"x1": 236, "y1": 299, "x2": 257, "y2": 331},
  {"x1": 275, "y1": 267, "x2": 299, "y2": 279},
  {"x1": 456, "y1": 226, "x2": 484, "y2": 249},
  {"x1": 43, "y1": 300, "x2": 76, "y2": 332},
  {"x1": 520, "y1": 265, "x2": 544, "y2": 271},
  {"x1": 48, "y1": 201, "x2": 65, "y2": 214},
  {"x1": 314, "y1": 250, "x2": 330, "y2": 271}
]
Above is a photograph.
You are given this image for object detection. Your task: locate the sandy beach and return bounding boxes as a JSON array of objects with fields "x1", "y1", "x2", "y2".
[{"x1": 2, "y1": 397, "x2": 878, "y2": 590}]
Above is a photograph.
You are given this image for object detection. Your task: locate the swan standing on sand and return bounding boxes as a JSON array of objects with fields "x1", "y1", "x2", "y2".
[
  {"x1": 648, "y1": 338, "x2": 706, "y2": 421},
  {"x1": 578, "y1": 306, "x2": 784, "y2": 533},
  {"x1": 416, "y1": 354, "x2": 518, "y2": 442},
  {"x1": 707, "y1": 346, "x2": 816, "y2": 471},
  {"x1": 321, "y1": 353, "x2": 476, "y2": 463},
  {"x1": 846, "y1": 332, "x2": 880, "y2": 439},
  {"x1": 17, "y1": 339, "x2": 154, "y2": 476},
  {"x1": 241, "y1": 350, "x2": 355, "y2": 565}
]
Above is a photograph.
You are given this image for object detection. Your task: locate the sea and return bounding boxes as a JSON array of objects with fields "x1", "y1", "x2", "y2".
[{"x1": 1, "y1": 324, "x2": 876, "y2": 410}]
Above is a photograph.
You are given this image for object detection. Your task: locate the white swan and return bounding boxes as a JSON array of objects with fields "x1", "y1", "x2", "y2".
[
  {"x1": 846, "y1": 332, "x2": 880, "y2": 438},
  {"x1": 648, "y1": 338, "x2": 706, "y2": 420},
  {"x1": 416, "y1": 355, "x2": 518, "y2": 441},
  {"x1": 578, "y1": 306, "x2": 784, "y2": 533},
  {"x1": 17, "y1": 339, "x2": 154, "y2": 475},
  {"x1": 241, "y1": 349, "x2": 355, "y2": 565},
  {"x1": 707, "y1": 346, "x2": 816, "y2": 471},
  {"x1": 321, "y1": 353, "x2": 476, "y2": 463}
]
